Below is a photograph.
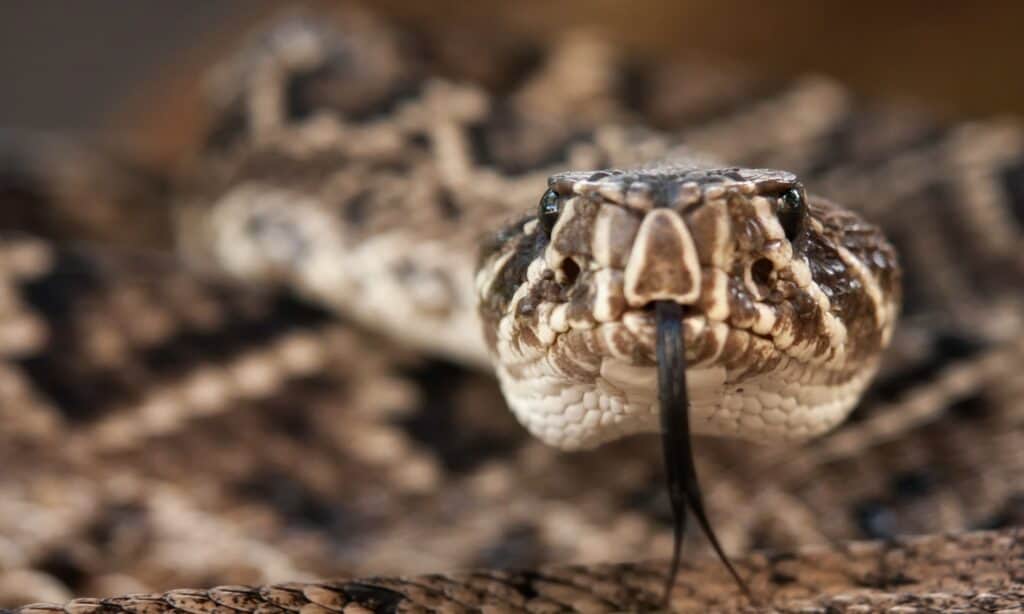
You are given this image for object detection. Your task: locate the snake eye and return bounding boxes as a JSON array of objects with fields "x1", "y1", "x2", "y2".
[
  {"x1": 777, "y1": 188, "x2": 806, "y2": 241},
  {"x1": 538, "y1": 188, "x2": 561, "y2": 235}
]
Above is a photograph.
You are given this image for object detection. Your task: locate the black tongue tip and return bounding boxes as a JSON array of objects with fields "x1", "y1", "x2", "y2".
[{"x1": 654, "y1": 300, "x2": 753, "y2": 607}]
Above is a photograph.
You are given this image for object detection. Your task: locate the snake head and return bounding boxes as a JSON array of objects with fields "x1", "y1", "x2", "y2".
[{"x1": 476, "y1": 163, "x2": 901, "y2": 450}]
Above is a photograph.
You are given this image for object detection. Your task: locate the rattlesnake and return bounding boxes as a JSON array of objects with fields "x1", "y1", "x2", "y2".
[{"x1": 1, "y1": 4, "x2": 1023, "y2": 612}]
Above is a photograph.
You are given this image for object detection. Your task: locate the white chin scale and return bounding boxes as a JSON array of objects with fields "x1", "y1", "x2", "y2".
[{"x1": 496, "y1": 356, "x2": 871, "y2": 451}]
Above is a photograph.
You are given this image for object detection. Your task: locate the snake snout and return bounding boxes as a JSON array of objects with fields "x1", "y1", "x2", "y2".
[{"x1": 623, "y1": 208, "x2": 702, "y2": 307}]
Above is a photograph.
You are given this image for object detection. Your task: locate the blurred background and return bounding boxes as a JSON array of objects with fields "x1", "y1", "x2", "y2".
[{"x1": 2, "y1": 1, "x2": 1024, "y2": 155}]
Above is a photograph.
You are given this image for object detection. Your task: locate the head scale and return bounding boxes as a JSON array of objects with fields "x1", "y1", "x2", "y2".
[{"x1": 476, "y1": 162, "x2": 900, "y2": 450}]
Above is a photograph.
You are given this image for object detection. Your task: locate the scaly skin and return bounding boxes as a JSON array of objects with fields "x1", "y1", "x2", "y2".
[
  {"x1": 478, "y1": 164, "x2": 898, "y2": 450},
  {"x1": 1, "y1": 3, "x2": 1023, "y2": 612},
  {"x1": 6, "y1": 529, "x2": 1024, "y2": 613}
]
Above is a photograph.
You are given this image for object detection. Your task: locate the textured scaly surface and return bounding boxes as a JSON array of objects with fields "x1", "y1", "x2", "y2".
[{"x1": 1, "y1": 4, "x2": 1023, "y2": 611}]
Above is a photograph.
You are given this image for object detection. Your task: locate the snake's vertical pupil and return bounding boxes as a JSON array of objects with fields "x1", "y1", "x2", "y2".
[
  {"x1": 777, "y1": 188, "x2": 806, "y2": 241},
  {"x1": 538, "y1": 188, "x2": 561, "y2": 235}
]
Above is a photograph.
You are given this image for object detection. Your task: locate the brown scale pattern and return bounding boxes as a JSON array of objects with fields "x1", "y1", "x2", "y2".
[
  {"x1": 0, "y1": 238, "x2": 1021, "y2": 604},
  {"x1": 1, "y1": 2, "x2": 1024, "y2": 611},
  {"x1": 6, "y1": 529, "x2": 1024, "y2": 613}
]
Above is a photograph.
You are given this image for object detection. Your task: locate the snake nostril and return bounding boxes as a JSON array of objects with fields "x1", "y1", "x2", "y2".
[
  {"x1": 750, "y1": 258, "x2": 775, "y2": 295},
  {"x1": 560, "y1": 258, "x2": 581, "y2": 285}
]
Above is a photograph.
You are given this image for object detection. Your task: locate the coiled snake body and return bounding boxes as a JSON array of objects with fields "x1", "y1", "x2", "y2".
[{"x1": 2, "y1": 5, "x2": 1023, "y2": 613}]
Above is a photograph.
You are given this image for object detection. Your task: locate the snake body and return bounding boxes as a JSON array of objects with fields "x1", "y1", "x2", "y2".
[
  {"x1": 174, "y1": 17, "x2": 898, "y2": 452},
  {"x1": 2, "y1": 4, "x2": 1024, "y2": 612}
]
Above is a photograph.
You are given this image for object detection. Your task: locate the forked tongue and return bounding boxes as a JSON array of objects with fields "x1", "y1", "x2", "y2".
[{"x1": 655, "y1": 300, "x2": 752, "y2": 606}]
